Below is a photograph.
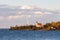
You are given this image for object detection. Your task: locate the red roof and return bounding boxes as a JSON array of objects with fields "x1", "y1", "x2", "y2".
[{"x1": 37, "y1": 23, "x2": 42, "y2": 25}]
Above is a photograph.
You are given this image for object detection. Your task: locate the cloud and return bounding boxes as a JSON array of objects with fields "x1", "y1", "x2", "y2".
[
  {"x1": 7, "y1": 15, "x2": 32, "y2": 20},
  {"x1": 18, "y1": 12, "x2": 22, "y2": 14},
  {"x1": 44, "y1": 12, "x2": 53, "y2": 14},
  {"x1": 0, "y1": 5, "x2": 60, "y2": 16},
  {"x1": 58, "y1": 14, "x2": 60, "y2": 15},
  {"x1": 7, "y1": 15, "x2": 24, "y2": 20},
  {"x1": 34, "y1": 11, "x2": 53, "y2": 15},
  {"x1": 27, "y1": 15, "x2": 31, "y2": 18},
  {"x1": 34, "y1": 11, "x2": 44, "y2": 15},
  {"x1": 20, "y1": 5, "x2": 34, "y2": 9},
  {"x1": 0, "y1": 16, "x2": 3, "y2": 21},
  {"x1": 0, "y1": 5, "x2": 8, "y2": 8}
]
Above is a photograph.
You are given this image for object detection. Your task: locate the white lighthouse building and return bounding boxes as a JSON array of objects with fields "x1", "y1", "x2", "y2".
[{"x1": 35, "y1": 21, "x2": 43, "y2": 27}]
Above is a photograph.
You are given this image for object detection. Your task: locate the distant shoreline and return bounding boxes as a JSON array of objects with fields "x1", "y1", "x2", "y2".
[{"x1": 9, "y1": 21, "x2": 60, "y2": 30}]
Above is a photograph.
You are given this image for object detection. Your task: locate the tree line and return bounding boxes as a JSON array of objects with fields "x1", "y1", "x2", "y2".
[{"x1": 9, "y1": 21, "x2": 60, "y2": 30}]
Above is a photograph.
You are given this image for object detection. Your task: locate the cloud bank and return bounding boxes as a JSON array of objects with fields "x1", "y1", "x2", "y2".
[{"x1": 0, "y1": 5, "x2": 60, "y2": 28}]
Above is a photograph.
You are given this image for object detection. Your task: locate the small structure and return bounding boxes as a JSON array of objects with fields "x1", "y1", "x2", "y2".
[
  {"x1": 50, "y1": 26, "x2": 57, "y2": 30},
  {"x1": 35, "y1": 21, "x2": 43, "y2": 27}
]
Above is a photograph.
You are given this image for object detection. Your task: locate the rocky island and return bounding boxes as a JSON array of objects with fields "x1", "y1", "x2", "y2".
[{"x1": 9, "y1": 21, "x2": 60, "y2": 30}]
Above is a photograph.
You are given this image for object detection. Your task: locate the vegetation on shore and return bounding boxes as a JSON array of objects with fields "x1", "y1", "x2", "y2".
[{"x1": 9, "y1": 21, "x2": 60, "y2": 30}]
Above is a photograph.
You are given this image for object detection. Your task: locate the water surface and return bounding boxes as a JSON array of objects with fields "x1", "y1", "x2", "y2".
[{"x1": 0, "y1": 29, "x2": 60, "y2": 40}]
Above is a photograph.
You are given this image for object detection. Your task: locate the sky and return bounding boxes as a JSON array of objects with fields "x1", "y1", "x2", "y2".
[
  {"x1": 0, "y1": 0, "x2": 60, "y2": 28},
  {"x1": 0, "y1": 0, "x2": 60, "y2": 9}
]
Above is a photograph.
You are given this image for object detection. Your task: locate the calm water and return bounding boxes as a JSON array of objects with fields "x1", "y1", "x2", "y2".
[{"x1": 0, "y1": 29, "x2": 60, "y2": 40}]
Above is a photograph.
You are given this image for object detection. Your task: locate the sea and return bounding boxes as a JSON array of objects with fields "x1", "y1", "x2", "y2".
[{"x1": 0, "y1": 29, "x2": 60, "y2": 40}]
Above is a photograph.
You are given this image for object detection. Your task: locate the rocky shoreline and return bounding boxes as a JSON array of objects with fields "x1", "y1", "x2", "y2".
[{"x1": 9, "y1": 21, "x2": 60, "y2": 30}]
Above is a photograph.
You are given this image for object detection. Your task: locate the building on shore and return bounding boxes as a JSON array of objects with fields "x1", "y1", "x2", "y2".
[{"x1": 35, "y1": 21, "x2": 43, "y2": 27}]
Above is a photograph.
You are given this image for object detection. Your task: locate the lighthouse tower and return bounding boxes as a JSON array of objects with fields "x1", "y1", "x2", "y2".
[
  {"x1": 25, "y1": 15, "x2": 31, "y2": 26},
  {"x1": 25, "y1": 19, "x2": 30, "y2": 26}
]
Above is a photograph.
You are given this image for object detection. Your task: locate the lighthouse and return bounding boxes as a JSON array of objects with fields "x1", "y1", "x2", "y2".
[
  {"x1": 26, "y1": 15, "x2": 31, "y2": 26},
  {"x1": 26, "y1": 19, "x2": 29, "y2": 26},
  {"x1": 35, "y1": 21, "x2": 43, "y2": 27}
]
